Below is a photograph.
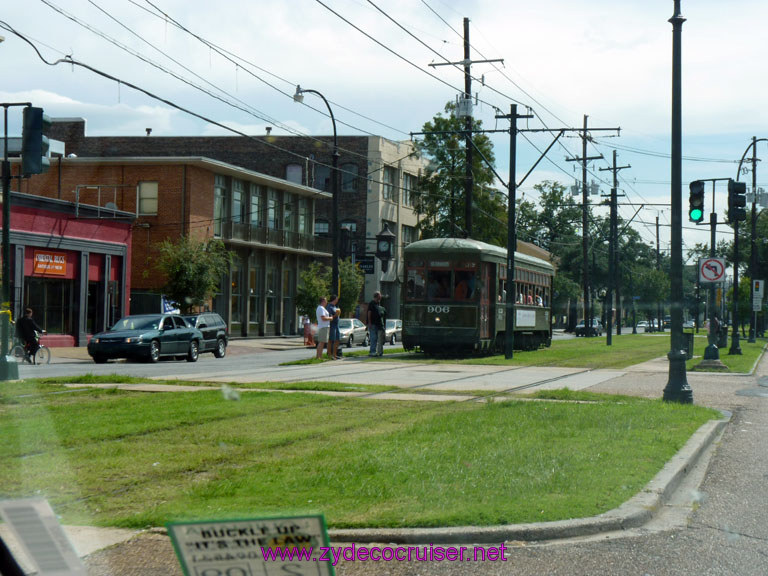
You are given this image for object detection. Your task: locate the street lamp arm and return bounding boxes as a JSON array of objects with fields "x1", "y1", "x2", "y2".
[
  {"x1": 294, "y1": 86, "x2": 337, "y2": 145},
  {"x1": 736, "y1": 137, "x2": 768, "y2": 180}
]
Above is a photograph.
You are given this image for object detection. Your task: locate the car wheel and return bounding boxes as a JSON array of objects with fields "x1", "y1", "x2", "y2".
[
  {"x1": 347, "y1": 335, "x2": 354, "y2": 349},
  {"x1": 92, "y1": 355, "x2": 108, "y2": 364},
  {"x1": 186, "y1": 340, "x2": 199, "y2": 362},
  {"x1": 363, "y1": 334, "x2": 370, "y2": 347},
  {"x1": 148, "y1": 340, "x2": 160, "y2": 363},
  {"x1": 214, "y1": 338, "x2": 227, "y2": 358}
]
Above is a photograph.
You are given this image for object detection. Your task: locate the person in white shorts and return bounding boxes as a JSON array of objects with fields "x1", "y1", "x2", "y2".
[{"x1": 315, "y1": 297, "x2": 333, "y2": 359}]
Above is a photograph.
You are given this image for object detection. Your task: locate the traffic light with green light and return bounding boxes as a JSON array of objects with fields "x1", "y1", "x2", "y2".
[
  {"x1": 688, "y1": 180, "x2": 705, "y2": 223},
  {"x1": 21, "y1": 106, "x2": 51, "y2": 176},
  {"x1": 727, "y1": 178, "x2": 747, "y2": 223}
]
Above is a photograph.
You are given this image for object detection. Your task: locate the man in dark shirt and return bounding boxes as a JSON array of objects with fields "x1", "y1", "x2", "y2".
[
  {"x1": 16, "y1": 308, "x2": 45, "y2": 362},
  {"x1": 367, "y1": 291, "x2": 386, "y2": 357}
]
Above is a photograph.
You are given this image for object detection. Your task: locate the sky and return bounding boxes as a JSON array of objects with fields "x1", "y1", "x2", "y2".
[{"x1": 2, "y1": 0, "x2": 768, "y2": 265}]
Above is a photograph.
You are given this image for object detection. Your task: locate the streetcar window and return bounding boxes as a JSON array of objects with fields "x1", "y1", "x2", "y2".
[
  {"x1": 453, "y1": 270, "x2": 475, "y2": 300},
  {"x1": 427, "y1": 270, "x2": 451, "y2": 300},
  {"x1": 406, "y1": 268, "x2": 426, "y2": 300}
]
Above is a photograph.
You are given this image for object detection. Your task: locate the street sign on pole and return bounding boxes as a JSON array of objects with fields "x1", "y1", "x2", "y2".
[{"x1": 699, "y1": 257, "x2": 726, "y2": 284}]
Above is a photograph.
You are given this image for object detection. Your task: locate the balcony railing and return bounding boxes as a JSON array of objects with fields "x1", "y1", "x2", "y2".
[{"x1": 221, "y1": 221, "x2": 331, "y2": 253}]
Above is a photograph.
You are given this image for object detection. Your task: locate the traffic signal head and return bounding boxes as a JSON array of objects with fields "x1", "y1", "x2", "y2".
[
  {"x1": 727, "y1": 178, "x2": 747, "y2": 223},
  {"x1": 688, "y1": 180, "x2": 705, "y2": 223},
  {"x1": 21, "y1": 106, "x2": 51, "y2": 176}
]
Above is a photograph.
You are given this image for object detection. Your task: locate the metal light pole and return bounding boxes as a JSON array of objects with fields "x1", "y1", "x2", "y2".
[
  {"x1": 736, "y1": 137, "x2": 767, "y2": 343},
  {"x1": 294, "y1": 86, "x2": 340, "y2": 296},
  {"x1": 663, "y1": 0, "x2": 693, "y2": 403},
  {"x1": 1, "y1": 103, "x2": 26, "y2": 381}
]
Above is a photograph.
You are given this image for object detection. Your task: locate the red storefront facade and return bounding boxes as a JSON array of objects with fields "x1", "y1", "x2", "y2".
[{"x1": 5, "y1": 191, "x2": 133, "y2": 347}]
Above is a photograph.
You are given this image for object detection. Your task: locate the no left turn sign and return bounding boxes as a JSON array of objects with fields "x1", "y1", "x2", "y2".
[{"x1": 699, "y1": 257, "x2": 726, "y2": 283}]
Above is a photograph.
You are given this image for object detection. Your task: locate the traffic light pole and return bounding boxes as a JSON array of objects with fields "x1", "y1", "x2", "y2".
[
  {"x1": 730, "y1": 218, "x2": 743, "y2": 355},
  {"x1": 1, "y1": 103, "x2": 31, "y2": 381}
]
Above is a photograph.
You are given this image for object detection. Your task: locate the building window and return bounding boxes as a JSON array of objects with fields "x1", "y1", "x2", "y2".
[
  {"x1": 313, "y1": 163, "x2": 331, "y2": 192},
  {"x1": 340, "y1": 220, "x2": 357, "y2": 232},
  {"x1": 285, "y1": 164, "x2": 303, "y2": 185},
  {"x1": 267, "y1": 189, "x2": 279, "y2": 230},
  {"x1": 250, "y1": 184, "x2": 262, "y2": 227},
  {"x1": 283, "y1": 192, "x2": 294, "y2": 232},
  {"x1": 403, "y1": 173, "x2": 416, "y2": 207},
  {"x1": 341, "y1": 163, "x2": 358, "y2": 192},
  {"x1": 138, "y1": 181, "x2": 158, "y2": 216},
  {"x1": 298, "y1": 197, "x2": 309, "y2": 235},
  {"x1": 232, "y1": 180, "x2": 244, "y2": 223},
  {"x1": 266, "y1": 268, "x2": 277, "y2": 323},
  {"x1": 382, "y1": 166, "x2": 397, "y2": 202},
  {"x1": 213, "y1": 176, "x2": 226, "y2": 237},
  {"x1": 231, "y1": 262, "x2": 241, "y2": 329},
  {"x1": 314, "y1": 219, "x2": 329, "y2": 236},
  {"x1": 402, "y1": 224, "x2": 418, "y2": 246},
  {"x1": 249, "y1": 264, "x2": 262, "y2": 329}
]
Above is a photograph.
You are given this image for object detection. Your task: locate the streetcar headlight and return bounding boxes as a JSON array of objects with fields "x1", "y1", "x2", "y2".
[{"x1": 435, "y1": 316, "x2": 440, "y2": 323}]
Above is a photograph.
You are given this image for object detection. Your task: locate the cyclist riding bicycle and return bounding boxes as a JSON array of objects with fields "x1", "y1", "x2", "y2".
[{"x1": 16, "y1": 307, "x2": 46, "y2": 363}]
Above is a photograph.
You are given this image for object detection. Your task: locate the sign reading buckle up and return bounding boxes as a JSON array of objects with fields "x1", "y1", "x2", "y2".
[{"x1": 33, "y1": 250, "x2": 67, "y2": 276}]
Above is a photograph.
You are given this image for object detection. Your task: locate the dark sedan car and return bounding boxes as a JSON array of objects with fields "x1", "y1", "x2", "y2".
[
  {"x1": 574, "y1": 319, "x2": 603, "y2": 337},
  {"x1": 183, "y1": 313, "x2": 228, "y2": 358},
  {"x1": 87, "y1": 314, "x2": 203, "y2": 363}
]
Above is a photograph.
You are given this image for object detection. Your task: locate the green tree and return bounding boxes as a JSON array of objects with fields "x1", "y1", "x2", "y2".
[
  {"x1": 156, "y1": 236, "x2": 231, "y2": 314},
  {"x1": 727, "y1": 275, "x2": 752, "y2": 336},
  {"x1": 634, "y1": 268, "x2": 670, "y2": 324},
  {"x1": 296, "y1": 259, "x2": 365, "y2": 321},
  {"x1": 414, "y1": 102, "x2": 506, "y2": 245}
]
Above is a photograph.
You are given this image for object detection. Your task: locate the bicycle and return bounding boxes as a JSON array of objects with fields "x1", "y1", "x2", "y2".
[{"x1": 12, "y1": 332, "x2": 51, "y2": 365}]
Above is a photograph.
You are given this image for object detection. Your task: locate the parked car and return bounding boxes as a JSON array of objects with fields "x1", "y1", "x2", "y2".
[
  {"x1": 183, "y1": 312, "x2": 228, "y2": 358},
  {"x1": 88, "y1": 314, "x2": 203, "y2": 363},
  {"x1": 636, "y1": 320, "x2": 649, "y2": 330},
  {"x1": 385, "y1": 319, "x2": 403, "y2": 345},
  {"x1": 575, "y1": 319, "x2": 603, "y2": 337},
  {"x1": 683, "y1": 319, "x2": 695, "y2": 329},
  {"x1": 338, "y1": 318, "x2": 369, "y2": 348}
]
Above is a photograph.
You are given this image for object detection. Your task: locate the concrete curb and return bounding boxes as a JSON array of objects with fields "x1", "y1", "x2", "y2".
[{"x1": 328, "y1": 412, "x2": 731, "y2": 544}]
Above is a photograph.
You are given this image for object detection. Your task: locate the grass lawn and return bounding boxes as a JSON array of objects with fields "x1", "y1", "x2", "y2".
[
  {"x1": 364, "y1": 333, "x2": 766, "y2": 372},
  {"x1": 0, "y1": 382, "x2": 719, "y2": 530}
]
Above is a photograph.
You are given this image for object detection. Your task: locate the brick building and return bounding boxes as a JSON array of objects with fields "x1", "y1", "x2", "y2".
[
  {"x1": 0, "y1": 187, "x2": 133, "y2": 347},
  {"x1": 15, "y1": 151, "x2": 331, "y2": 338},
  {"x1": 50, "y1": 120, "x2": 428, "y2": 317}
]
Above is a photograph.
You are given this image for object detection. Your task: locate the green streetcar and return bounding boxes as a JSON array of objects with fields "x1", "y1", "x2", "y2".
[{"x1": 402, "y1": 237, "x2": 554, "y2": 354}]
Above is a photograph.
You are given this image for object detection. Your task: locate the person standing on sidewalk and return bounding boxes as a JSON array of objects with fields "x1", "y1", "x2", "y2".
[
  {"x1": 367, "y1": 291, "x2": 386, "y2": 357},
  {"x1": 326, "y1": 294, "x2": 341, "y2": 360},
  {"x1": 315, "y1": 297, "x2": 333, "y2": 360}
]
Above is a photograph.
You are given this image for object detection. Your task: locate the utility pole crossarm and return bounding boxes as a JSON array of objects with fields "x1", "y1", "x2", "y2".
[{"x1": 428, "y1": 58, "x2": 504, "y2": 67}]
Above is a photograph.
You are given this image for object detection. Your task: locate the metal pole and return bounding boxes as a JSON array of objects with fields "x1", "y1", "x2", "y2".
[
  {"x1": 663, "y1": 0, "x2": 692, "y2": 403},
  {"x1": 505, "y1": 105, "x2": 517, "y2": 359},
  {"x1": 582, "y1": 115, "x2": 591, "y2": 337},
  {"x1": 703, "y1": 198, "x2": 720, "y2": 359},
  {"x1": 463, "y1": 17, "x2": 473, "y2": 238},
  {"x1": 749, "y1": 136, "x2": 757, "y2": 343},
  {"x1": 730, "y1": 218, "x2": 742, "y2": 355},
  {"x1": 1, "y1": 104, "x2": 19, "y2": 380}
]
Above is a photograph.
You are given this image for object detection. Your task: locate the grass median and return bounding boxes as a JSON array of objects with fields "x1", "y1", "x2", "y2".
[
  {"x1": 1, "y1": 381, "x2": 719, "y2": 530},
  {"x1": 352, "y1": 333, "x2": 765, "y2": 372}
]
